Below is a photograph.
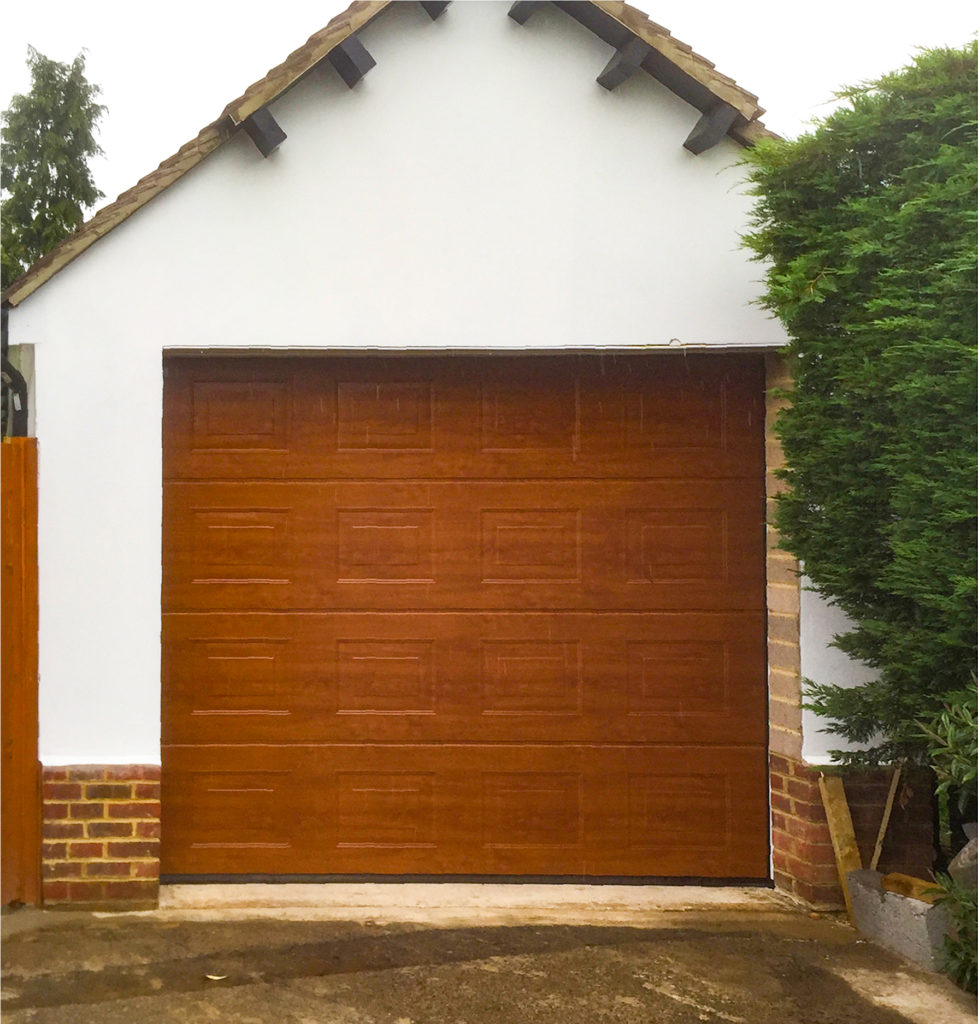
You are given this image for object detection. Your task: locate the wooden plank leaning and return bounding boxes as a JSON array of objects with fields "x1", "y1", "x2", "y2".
[
  {"x1": 870, "y1": 766, "x2": 903, "y2": 871},
  {"x1": 818, "y1": 773, "x2": 862, "y2": 921}
]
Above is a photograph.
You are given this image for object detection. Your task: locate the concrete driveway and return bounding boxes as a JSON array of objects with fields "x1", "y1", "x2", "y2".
[{"x1": 2, "y1": 885, "x2": 974, "y2": 1023}]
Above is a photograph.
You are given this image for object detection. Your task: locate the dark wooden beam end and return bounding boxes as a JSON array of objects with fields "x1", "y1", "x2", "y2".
[
  {"x1": 508, "y1": 2, "x2": 547, "y2": 25},
  {"x1": 419, "y1": 1, "x2": 450, "y2": 18},
  {"x1": 242, "y1": 107, "x2": 287, "y2": 157},
  {"x1": 596, "y1": 37, "x2": 652, "y2": 91},
  {"x1": 683, "y1": 102, "x2": 740, "y2": 154},
  {"x1": 328, "y1": 36, "x2": 377, "y2": 89}
]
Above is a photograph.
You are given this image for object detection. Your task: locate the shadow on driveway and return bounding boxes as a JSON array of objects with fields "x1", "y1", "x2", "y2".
[{"x1": 2, "y1": 911, "x2": 974, "y2": 1023}]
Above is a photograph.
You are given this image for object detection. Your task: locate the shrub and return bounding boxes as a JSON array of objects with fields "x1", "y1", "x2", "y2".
[
  {"x1": 933, "y1": 873, "x2": 978, "y2": 994},
  {"x1": 743, "y1": 43, "x2": 978, "y2": 763}
]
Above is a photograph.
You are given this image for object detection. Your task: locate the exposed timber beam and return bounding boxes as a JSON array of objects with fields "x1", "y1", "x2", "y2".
[
  {"x1": 683, "y1": 101, "x2": 739, "y2": 154},
  {"x1": 596, "y1": 37, "x2": 652, "y2": 91},
  {"x1": 419, "y1": 1, "x2": 451, "y2": 19},
  {"x1": 327, "y1": 36, "x2": 377, "y2": 89},
  {"x1": 508, "y1": 2, "x2": 547, "y2": 25},
  {"x1": 242, "y1": 107, "x2": 287, "y2": 157}
]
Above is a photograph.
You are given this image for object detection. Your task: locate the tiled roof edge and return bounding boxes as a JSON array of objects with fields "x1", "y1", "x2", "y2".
[
  {"x1": 2, "y1": 0, "x2": 777, "y2": 308},
  {"x1": 2, "y1": 124, "x2": 229, "y2": 307},
  {"x1": 223, "y1": 0, "x2": 393, "y2": 125},
  {"x1": 2, "y1": 0, "x2": 392, "y2": 308},
  {"x1": 593, "y1": 1, "x2": 765, "y2": 121}
]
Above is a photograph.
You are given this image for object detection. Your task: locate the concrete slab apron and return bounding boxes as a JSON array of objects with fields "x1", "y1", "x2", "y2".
[{"x1": 158, "y1": 882, "x2": 788, "y2": 925}]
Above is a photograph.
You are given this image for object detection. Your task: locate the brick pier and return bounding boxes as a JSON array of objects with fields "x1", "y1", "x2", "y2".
[{"x1": 41, "y1": 765, "x2": 161, "y2": 907}]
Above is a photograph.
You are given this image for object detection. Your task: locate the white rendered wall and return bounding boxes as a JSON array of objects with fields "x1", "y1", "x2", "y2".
[
  {"x1": 11, "y1": 2, "x2": 793, "y2": 764},
  {"x1": 800, "y1": 580, "x2": 878, "y2": 764}
]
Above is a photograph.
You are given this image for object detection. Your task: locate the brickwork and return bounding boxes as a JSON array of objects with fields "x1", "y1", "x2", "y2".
[
  {"x1": 764, "y1": 353, "x2": 803, "y2": 762},
  {"x1": 770, "y1": 754, "x2": 846, "y2": 907},
  {"x1": 41, "y1": 765, "x2": 161, "y2": 907},
  {"x1": 845, "y1": 767, "x2": 936, "y2": 876},
  {"x1": 770, "y1": 754, "x2": 935, "y2": 909}
]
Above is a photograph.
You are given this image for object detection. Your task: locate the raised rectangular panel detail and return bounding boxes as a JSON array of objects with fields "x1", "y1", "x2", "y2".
[
  {"x1": 191, "y1": 381, "x2": 289, "y2": 450},
  {"x1": 337, "y1": 509, "x2": 434, "y2": 582},
  {"x1": 627, "y1": 773, "x2": 728, "y2": 850},
  {"x1": 624, "y1": 509, "x2": 726, "y2": 583},
  {"x1": 481, "y1": 641, "x2": 581, "y2": 714},
  {"x1": 188, "y1": 770, "x2": 293, "y2": 848},
  {"x1": 191, "y1": 508, "x2": 291, "y2": 583},
  {"x1": 186, "y1": 637, "x2": 289, "y2": 714},
  {"x1": 625, "y1": 381, "x2": 724, "y2": 450},
  {"x1": 481, "y1": 510, "x2": 581, "y2": 582},
  {"x1": 626, "y1": 641, "x2": 726, "y2": 715},
  {"x1": 336, "y1": 382, "x2": 433, "y2": 451},
  {"x1": 337, "y1": 773, "x2": 435, "y2": 847},
  {"x1": 483, "y1": 773, "x2": 581, "y2": 848},
  {"x1": 337, "y1": 640, "x2": 435, "y2": 713},
  {"x1": 481, "y1": 380, "x2": 578, "y2": 452}
]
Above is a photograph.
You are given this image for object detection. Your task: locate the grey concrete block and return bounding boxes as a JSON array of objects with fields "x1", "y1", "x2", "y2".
[
  {"x1": 948, "y1": 836, "x2": 978, "y2": 889},
  {"x1": 848, "y1": 869, "x2": 949, "y2": 970}
]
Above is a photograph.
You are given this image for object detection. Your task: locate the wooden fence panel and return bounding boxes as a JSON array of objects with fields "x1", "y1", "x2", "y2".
[{"x1": 2, "y1": 437, "x2": 40, "y2": 905}]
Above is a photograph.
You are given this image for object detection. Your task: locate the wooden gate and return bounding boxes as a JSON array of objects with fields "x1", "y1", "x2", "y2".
[{"x1": 2, "y1": 437, "x2": 40, "y2": 904}]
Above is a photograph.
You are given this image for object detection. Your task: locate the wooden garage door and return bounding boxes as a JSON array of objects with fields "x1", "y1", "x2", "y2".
[{"x1": 161, "y1": 354, "x2": 768, "y2": 878}]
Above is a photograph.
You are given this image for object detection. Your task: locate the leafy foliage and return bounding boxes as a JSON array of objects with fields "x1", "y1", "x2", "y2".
[
  {"x1": 933, "y1": 872, "x2": 978, "y2": 994},
  {"x1": 920, "y1": 684, "x2": 978, "y2": 810},
  {"x1": 1, "y1": 47, "x2": 105, "y2": 289},
  {"x1": 743, "y1": 44, "x2": 978, "y2": 763}
]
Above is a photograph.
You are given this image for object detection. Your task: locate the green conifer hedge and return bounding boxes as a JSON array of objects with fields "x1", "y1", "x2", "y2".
[{"x1": 743, "y1": 43, "x2": 978, "y2": 763}]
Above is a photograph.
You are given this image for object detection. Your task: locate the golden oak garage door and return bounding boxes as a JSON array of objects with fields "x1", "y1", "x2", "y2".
[{"x1": 161, "y1": 354, "x2": 768, "y2": 878}]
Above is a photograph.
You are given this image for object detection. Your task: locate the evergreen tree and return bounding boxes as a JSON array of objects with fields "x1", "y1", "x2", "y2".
[
  {"x1": 743, "y1": 43, "x2": 978, "y2": 764},
  {"x1": 1, "y1": 47, "x2": 105, "y2": 289}
]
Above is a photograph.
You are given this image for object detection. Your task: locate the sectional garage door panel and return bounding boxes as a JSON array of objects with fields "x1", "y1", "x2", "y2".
[
  {"x1": 162, "y1": 479, "x2": 765, "y2": 612},
  {"x1": 162, "y1": 354, "x2": 768, "y2": 878},
  {"x1": 163, "y1": 611, "x2": 767, "y2": 747},
  {"x1": 162, "y1": 744, "x2": 770, "y2": 878},
  {"x1": 163, "y1": 356, "x2": 764, "y2": 482}
]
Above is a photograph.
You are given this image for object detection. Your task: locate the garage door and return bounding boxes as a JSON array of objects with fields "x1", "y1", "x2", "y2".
[{"x1": 161, "y1": 354, "x2": 768, "y2": 878}]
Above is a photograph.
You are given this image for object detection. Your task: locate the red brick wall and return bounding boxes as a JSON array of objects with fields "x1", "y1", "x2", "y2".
[
  {"x1": 846, "y1": 766, "x2": 936, "y2": 877},
  {"x1": 41, "y1": 765, "x2": 160, "y2": 907},
  {"x1": 770, "y1": 755, "x2": 845, "y2": 907},
  {"x1": 771, "y1": 754, "x2": 936, "y2": 909}
]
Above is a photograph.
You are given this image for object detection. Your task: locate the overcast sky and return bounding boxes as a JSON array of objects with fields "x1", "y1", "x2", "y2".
[{"x1": 1, "y1": 0, "x2": 975, "y2": 207}]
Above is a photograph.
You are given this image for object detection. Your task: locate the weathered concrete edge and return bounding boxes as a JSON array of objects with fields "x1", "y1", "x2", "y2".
[{"x1": 151, "y1": 882, "x2": 799, "y2": 924}]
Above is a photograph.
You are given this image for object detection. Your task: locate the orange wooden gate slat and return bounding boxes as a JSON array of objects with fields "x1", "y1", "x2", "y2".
[{"x1": 1, "y1": 437, "x2": 41, "y2": 905}]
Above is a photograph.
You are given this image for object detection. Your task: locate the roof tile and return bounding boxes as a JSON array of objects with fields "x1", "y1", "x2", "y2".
[{"x1": 3, "y1": 0, "x2": 775, "y2": 307}]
